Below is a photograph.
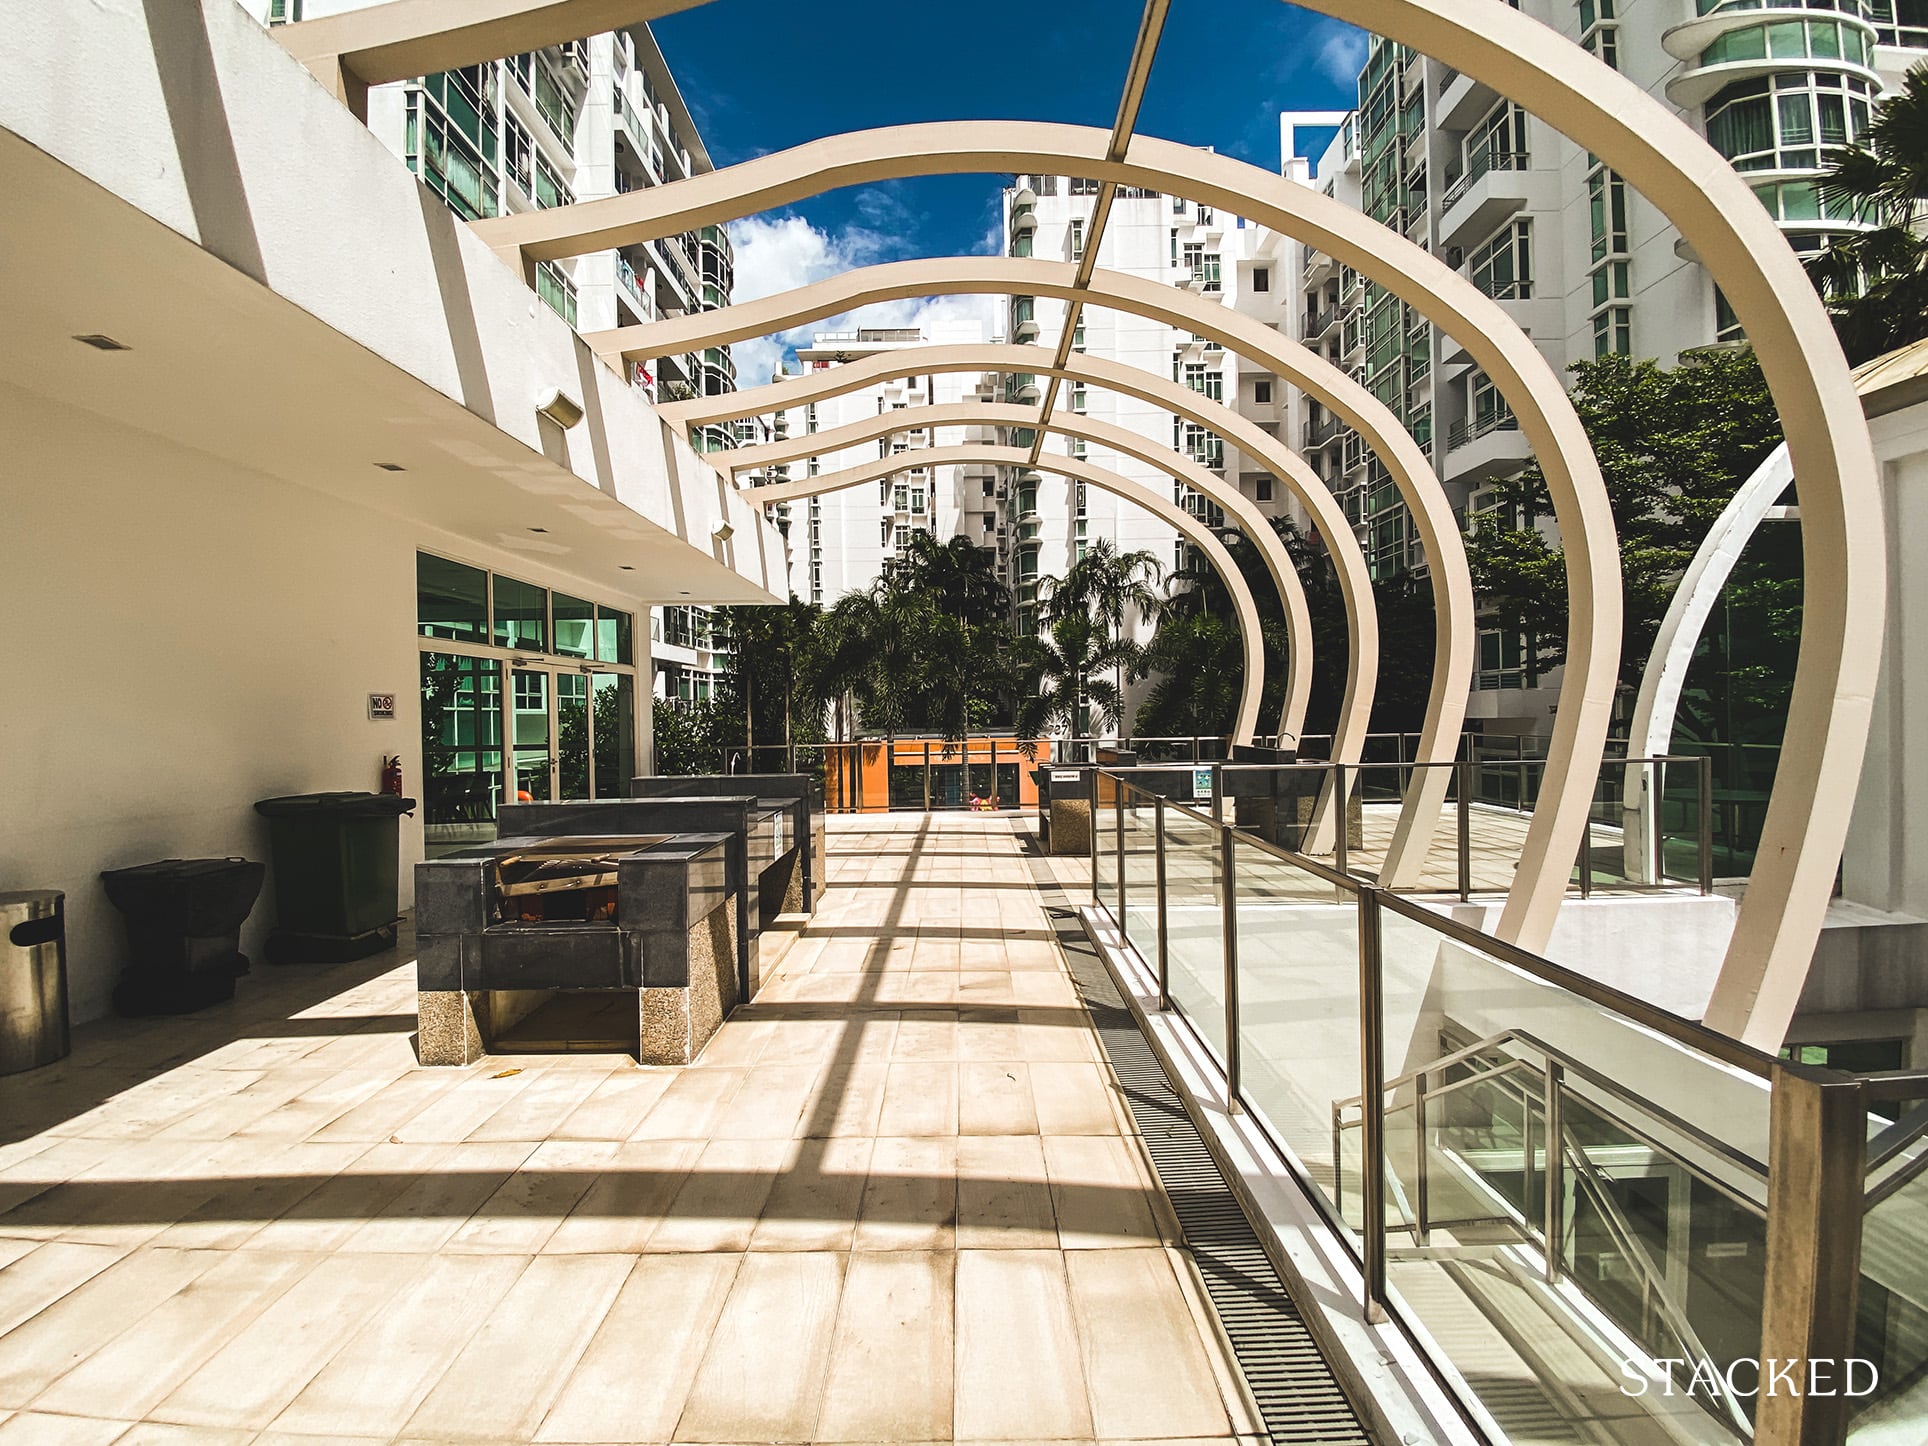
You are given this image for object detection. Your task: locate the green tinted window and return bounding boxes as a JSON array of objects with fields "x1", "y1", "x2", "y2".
[
  {"x1": 493, "y1": 576, "x2": 548, "y2": 650},
  {"x1": 596, "y1": 606, "x2": 634, "y2": 665},
  {"x1": 417, "y1": 554, "x2": 488, "y2": 642},
  {"x1": 553, "y1": 593, "x2": 594, "y2": 658}
]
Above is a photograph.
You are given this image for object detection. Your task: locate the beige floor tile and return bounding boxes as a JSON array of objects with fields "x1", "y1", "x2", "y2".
[
  {"x1": 645, "y1": 1138, "x2": 787, "y2": 1253},
  {"x1": 1010, "y1": 971, "x2": 1080, "y2": 1007},
  {"x1": 815, "y1": 1251, "x2": 953, "y2": 1443},
  {"x1": 794, "y1": 1060, "x2": 889, "y2": 1140},
  {"x1": 674, "y1": 1251, "x2": 845, "y2": 1443},
  {"x1": 749, "y1": 1137, "x2": 872, "y2": 1252},
  {"x1": 853, "y1": 1137, "x2": 956, "y2": 1252},
  {"x1": 957, "y1": 971, "x2": 1019, "y2": 1007},
  {"x1": 464, "y1": 1069, "x2": 607, "y2": 1143},
  {"x1": 1065, "y1": 1249, "x2": 1235, "y2": 1441},
  {"x1": 307, "y1": 1069, "x2": 457, "y2": 1143},
  {"x1": 711, "y1": 1065, "x2": 820, "y2": 1140},
  {"x1": 0, "y1": 1241, "x2": 130, "y2": 1337},
  {"x1": 267, "y1": 1253, "x2": 525, "y2": 1438},
  {"x1": 0, "y1": 1247, "x2": 222, "y2": 1407},
  {"x1": 876, "y1": 1062, "x2": 958, "y2": 1137},
  {"x1": 146, "y1": 1140, "x2": 368, "y2": 1251},
  {"x1": 29, "y1": 1248, "x2": 316, "y2": 1419},
  {"x1": 443, "y1": 1141, "x2": 615, "y2": 1254},
  {"x1": 691, "y1": 1017, "x2": 774, "y2": 1068},
  {"x1": 891, "y1": 1011, "x2": 960, "y2": 1062},
  {"x1": 535, "y1": 1252, "x2": 740, "y2": 1443},
  {"x1": 148, "y1": 1251, "x2": 427, "y2": 1429},
  {"x1": 541, "y1": 1139, "x2": 701, "y2": 1254},
  {"x1": 551, "y1": 1069, "x2": 677, "y2": 1141},
  {"x1": 629, "y1": 1068, "x2": 744, "y2": 1141},
  {"x1": 403, "y1": 1253, "x2": 631, "y2": 1441},
  {"x1": 1044, "y1": 1135, "x2": 1168, "y2": 1250},
  {"x1": 388, "y1": 1068, "x2": 538, "y2": 1144},
  {"x1": 955, "y1": 1009, "x2": 1025, "y2": 1062},
  {"x1": 0, "y1": 1413, "x2": 130, "y2": 1445},
  {"x1": 952, "y1": 1249, "x2": 1094, "y2": 1441},
  {"x1": 956, "y1": 1136, "x2": 1058, "y2": 1250},
  {"x1": 236, "y1": 1142, "x2": 425, "y2": 1253},
  {"x1": 1016, "y1": 1008, "x2": 1099, "y2": 1063},
  {"x1": 335, "y1": 1142, "x2": 532, "y2": 1254},
  {"x1": 957, "y1": 1062, "x2": 1039, "y2": 1136},
  {"x1": 1031, "y1": 1062, "x2": 1125, "y2": 1136}
]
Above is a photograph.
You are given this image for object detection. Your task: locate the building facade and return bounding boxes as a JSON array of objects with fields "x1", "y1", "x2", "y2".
[
  {"x1": 1287, "y1": 1, "x2": 1927, "y2": 738},
  {"x1": 257, "y1": 0, "x2": 744, "y2": 708}
]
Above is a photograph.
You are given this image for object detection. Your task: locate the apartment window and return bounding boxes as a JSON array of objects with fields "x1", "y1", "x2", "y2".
[
  {"x1": 1075, "y1": 482, "x2": 1088, "y2": 515},
  {"x1": 533, "y1": 153, "x2": 573, "y2": 210},
  {"x1": 1470, "y1": 370, "x2": 1511, "y2": 431},
  {"x1": 1170, "y1": 229, "x2": 1181, "y2": 267},
  {"x1": 1579, "y1": 0, "x2": 1619, "y2": 68},
  {"x1": 1068, "y1": 218, "x2": 1086, "y2": 260},
  {"x1": 1010, "y1": 231, "x2": 1034, "y2": 258},
  {"x1": 1182, "y1": 363, "x2": 1223, "y2": 401},
  {"x1": 535, "y1": 261, "x2": 577, "y2": 327},
  {"x1": 1591, "y1": 260, "x2": 1631, "y2": 309},
  {"x1": 1588, "y1": 162, "x2": 1629, "y2": 264},
  {"x1": 1069, "y1": 177, "x2": 1101, "y2": 195},
  {"x1": 1072, "y1": 319, "x2": 1086, "y2": 351},
  {"x1": 1592, "y1": 305, "x2": 1632, "y2": 357},
  {"x1": 1715, "y1": 288, "x2": 1747, "y2": 344},
  {"x1": 893, "y1": 484, "x2": 909, "y2": 511},
  {"x1": 1173, "y1": 193, "x2": 1189, "y2": 214},
  {"x1": 1252, "y1": 266, "x2": 1270, "y2": 292},
  {"x1": 1070, "y1": 381, "x2": 1088, "y2": 413},
  {"x1": 1068, "y1": 436, "x2": 1087, "y2": 459},
  {"x1": 1255, "y1": 477, "x2": 1274, "y2": 503},
  {"x1": 1705, "y1": 72, "x2": 1874, "y2": 175},
  {"x1": 1465, "y1": 101, "x2": 1528, "y2": 177},
  {"x1": 267, "y1": 0, "x2": 303, "y2": 23},
  {"x1": 1468, "y1": 220, "x2": 1532, "y2": 300},
  {"x1": 1255, "y1": 380, "x2": 1273, "y2": 404},
  {"x1": 1177, "y1": 421, "x2": 1225, "y2": 470},
  {"x1": 504, "y1": 117, "x2": 533, "y2": 197}
]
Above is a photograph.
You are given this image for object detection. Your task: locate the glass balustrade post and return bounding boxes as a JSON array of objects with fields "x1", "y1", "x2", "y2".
[
  {"x1": 1653, "y1": 761, "x2": 1667, "y2": 884},
  {"x1": 1699, "y1": 754, "x2": 1714, "y2": 894},
  {"x1": 1578, "y1": 818, "x2": 1593, "y2": 899},
  {"x1": 1357, "y1": 883, "x2": 1387, "y2": 1321},
  {"x1": 1334, "y1": 765, "x2": 1350, "y2": 879},
  {"x1": 1457, "y1": 761, "x2": 1472, "y2": 900},
  {"x1": 1757, "y1": 1065, "x2": 1868, "y2": 1446},
  {"x1": 1543, "y1": 1059, "x2": 1565, "y2": 1284},
  {"x1": 1088, "y1": 769, "x2": 1100, "y2": 901},
  {"x1": 1413, "y1": 1068, "x2": 1430, "y2": 1246},
  {"x1": 922, "y1": 741, "x2": 932, "y2": 812},
  {"x1": 1220, "y1": 822, "x2": 1240, "y2": 1109},
  {"x1": 1116, "y1": 783, "x2": 1127, "y2": 923},
  {"x1": 1155, "y1": 796, "x2": 1170, "y2": 1011}
]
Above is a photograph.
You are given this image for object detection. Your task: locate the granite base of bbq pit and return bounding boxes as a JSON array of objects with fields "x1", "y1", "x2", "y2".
[{"x1": 413, "y1": 831, "x2": 739, "y2": 1066}]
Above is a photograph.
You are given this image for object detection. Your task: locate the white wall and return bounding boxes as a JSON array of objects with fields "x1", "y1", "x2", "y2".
[{"x1": 0, "y1": 383, "x2": 658, "y2": 1025}]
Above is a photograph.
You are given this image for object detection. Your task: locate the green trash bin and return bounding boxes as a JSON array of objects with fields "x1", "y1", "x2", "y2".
[{"x1": 254, "y1": 792, "x2": 415, "y2": 963}]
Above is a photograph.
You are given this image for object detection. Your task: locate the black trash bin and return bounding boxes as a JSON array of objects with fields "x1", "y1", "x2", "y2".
[
  {"x1": 254, "y1": 792, "x2": 415, "y2": 964},
  {"x1": 100, "y1": 859, "x2": 265, "y2": 1016}
]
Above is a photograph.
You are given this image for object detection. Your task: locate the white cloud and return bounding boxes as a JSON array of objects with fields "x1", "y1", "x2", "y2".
[
  {"x1": 1316, "y1": 27, "x2": 1369, "y2": 88},
  {"x1": 725, "y1": 213, "x2": 1003, "y2": 387}
]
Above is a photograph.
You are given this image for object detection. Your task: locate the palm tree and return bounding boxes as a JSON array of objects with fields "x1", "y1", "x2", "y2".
[
  {"x1": 1806, "y1": 63, "x2": 1928, "y2": 364},
  {"x1": 1039, "y1": 538, "x2": 1164, "y2": 742},
  {"x1": 1014, "y1": 612, "x2": 1135, "y2": 750},
  {"x1": 894, "y1": 533, "x2": 1011, "y2": 627}
]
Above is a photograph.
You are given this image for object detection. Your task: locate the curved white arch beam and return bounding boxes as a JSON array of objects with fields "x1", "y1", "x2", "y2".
[
  {"x1": 295, "y1": 0, "x2": 1882, "y2": 1041},
  {"x1": 1621, "y1": 443, "x2": 1796, "y2": 882},
  {"x1": 670, "y1": 341, "x2": 1376, "y2": 762},
  {"x1": 755, "y1": 445, "x2": 1268, "y2": 744},
  {"x1": 720, "y1": 400, "x2": 1317, "y2": 745},
  {"x1": 583, "y1": 257, "x2": 1475, "y2": 892}
]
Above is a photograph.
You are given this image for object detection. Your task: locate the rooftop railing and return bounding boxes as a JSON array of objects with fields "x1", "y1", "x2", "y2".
[{"x1": 1088, "y1": 766, "x2": 1928, "y2": 1446}]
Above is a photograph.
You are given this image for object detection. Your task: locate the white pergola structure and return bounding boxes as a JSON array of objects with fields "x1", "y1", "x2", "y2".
[{"x1": 273, "y1": 0, "x2": 1885, "y2": 1055}]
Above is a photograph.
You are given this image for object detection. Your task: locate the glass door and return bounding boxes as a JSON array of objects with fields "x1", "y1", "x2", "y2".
[
  {"x1": 591, "y1": 673, "x2": 635, "y2": 799},
  {"x1": 510, "y1": 667, "x2": 554, "y2": 802},
  {"x1": 557, "y1": 671, "x2": 591, "y2": 800}
]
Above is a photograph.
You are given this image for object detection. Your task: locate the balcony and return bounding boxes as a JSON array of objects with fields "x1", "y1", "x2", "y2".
[
  {"x1": 1302, "y1": 301, "x2": 1339, "y2": 344},
  {"x1": 1302, "y1": 412, "x2": 1347, "y2": 450},
  {"x1": 1444, "y1": 406, "x2": 1532, "y2": 483},
  {"x1": 1437, "y1": 149, "x2": 1532, "y2": 247}
]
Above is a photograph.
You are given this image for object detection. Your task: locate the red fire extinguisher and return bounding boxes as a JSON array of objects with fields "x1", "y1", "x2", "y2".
[{"x1": 380, "y1": 754, "x2": 404, "y2": 797}]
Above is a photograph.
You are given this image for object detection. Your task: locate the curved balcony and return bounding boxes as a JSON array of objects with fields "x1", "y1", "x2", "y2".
[
  {"x1": 1663, "y1": 0, "x2": 1872, "y2": 59},
  {"x1": 1011, "y1": 203, "x2": 1037, "y2": 234},
  {"x1": 1664, "y1": 13, "x2": 1878, "y2": 107}
]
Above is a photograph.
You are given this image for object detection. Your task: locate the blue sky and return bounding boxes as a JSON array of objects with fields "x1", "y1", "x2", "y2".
[{"x1": 651, "y1": 0, "x2": 1367, "y2": 381}]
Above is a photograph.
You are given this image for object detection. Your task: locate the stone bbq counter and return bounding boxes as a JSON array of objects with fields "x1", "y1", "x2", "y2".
[{"x1": 414, "y1": 830, "x2": 738, "y2": 1066}]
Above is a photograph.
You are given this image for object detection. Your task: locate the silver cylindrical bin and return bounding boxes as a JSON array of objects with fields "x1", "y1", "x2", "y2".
[{"x1": 1, "y1": 890, "x2": 70, "y2": 1075}]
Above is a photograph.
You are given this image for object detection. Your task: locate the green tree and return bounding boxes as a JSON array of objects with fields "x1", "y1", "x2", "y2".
[
  {"x1": 1041, "y1": 537, "x2": 1163, "y2": 736},
  {"x1": 1016, "y1": 612, "x2": 1134, "y2": 745},
  {"x1": 1806, "y1": 63, "x2": 1928, "y2": 364},
  {"x1": 1464, "y1": 350, "x2": 1783, "y2": 691},
  {"x1": 651, "y1": 696, "x2": 728, "y2": 775}
]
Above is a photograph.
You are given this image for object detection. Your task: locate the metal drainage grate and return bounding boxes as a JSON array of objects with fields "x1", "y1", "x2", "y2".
[{"x1": 1029, "y1": 859, "x2": 1373, "y2": 1444}]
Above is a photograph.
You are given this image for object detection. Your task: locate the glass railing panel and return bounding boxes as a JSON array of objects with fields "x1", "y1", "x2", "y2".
[
  {"x1": 1120, "y1": 792, "x2": 1160, "y2": 966},
  {"x1": 1094, "y1": 777, "x2": 1121, "y2": 916},
  {"x1": 1373, "y1": 902, "x2": 1768, "y2": 1444},
  {"x1": 1233, "y1": 836, "x2": 1363, "y2": 1240},
  {"x1": 1163, "y1": 806, "x2": 1228, "y2": 1067},
  {"x1": 1852, "y1": 1126, "x2": 1928, "y2": 1436}
]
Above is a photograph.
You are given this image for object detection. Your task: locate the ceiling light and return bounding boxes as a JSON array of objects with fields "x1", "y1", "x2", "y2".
[
  {"x1": 73, "y1": 334, "x2": 130, "y2": 351},
  {"x1": 374, "y1": 462, "x2": 406, "y2": 472},
  {"x1": 528, "y1": 526, "x2": 549, "y2": 534},
  {"x1": 619, "y1": 565, "x2": 636, "y2": 571}
]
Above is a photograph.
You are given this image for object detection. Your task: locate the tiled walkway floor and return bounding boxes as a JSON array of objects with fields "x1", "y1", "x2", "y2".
[{"x1": 0, "y1": 813, "x2": 1268, "y2": 1445}]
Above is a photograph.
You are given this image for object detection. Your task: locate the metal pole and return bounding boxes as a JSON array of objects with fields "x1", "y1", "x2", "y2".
[
  {"x1": 1220, "y1": 824, "x2": 1241, "y2": 1109},
  {"x1": 1358, "y1": 884, "x2": 1387, "y2": 1320},
  {"x1": 1699, "y1": 754, "x2": 1714, "y2": 895},
  {"x1": 1334, "y1": 764, "x2": 1350, "y2": 878},
  {"x1": 1457, "y1": 762, "x2": 1472, "y2": 900},
  {"x1": 1155, "y1": 796, "x2": 1170, "y2": 1011},
  {"x1": 1116, "y1": 782, "x2": 1127, "y2": 925},
  {"x1": 1543, "y1": 1059, "x2": 1565, "y2": 1284},
  {"x1": 1413, "y1": 1068, "x2": 1430, "y2": 1246},
  {"x1": 1653, "y1": 760, "x2": 1667, "y2": 884},
  {"x1": 1756, "y1": 1066, "x2": 1868, "y2": 1446},
  {"x1": 1577, "y1": 819, "x2": 1593, "y2": 899},
  {"x1": 1089, "y1": 767, "x2": 1100, "y2": 901},
  {"x1": 922, "y1": 740, "x2": 932, "y2": 813}
]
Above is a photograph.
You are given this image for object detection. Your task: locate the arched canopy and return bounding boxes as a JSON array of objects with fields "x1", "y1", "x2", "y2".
[
  {"x1": 721, "y1": 398, "x2": 1317, "y2": 745},
  {"x1": 760, "y1": 445, "x2": 1269, "y2": 744},
  {"x1": 586, "y1": 257, "x2": 1480, "y2": 893},
  {"x1": 276, "y1": 0, "x2": 1885, "y2": 1044},
  {"x1": 670, "y1": 340, "x2": 1378, "y2": 777}
]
